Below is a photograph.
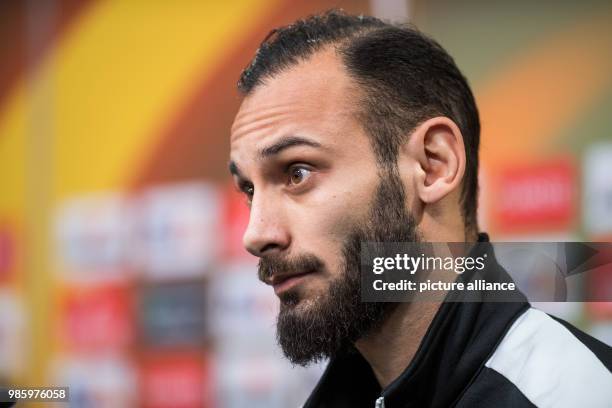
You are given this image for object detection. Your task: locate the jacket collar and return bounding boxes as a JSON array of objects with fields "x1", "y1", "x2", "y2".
[{"x1": 304, "y1": 233, "x2": 529, "y2": 408}]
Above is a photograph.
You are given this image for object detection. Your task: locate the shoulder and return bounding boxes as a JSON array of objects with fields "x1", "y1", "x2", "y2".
[{"x1": 459, "y1": 307, "x2": 612, "y2": 408}]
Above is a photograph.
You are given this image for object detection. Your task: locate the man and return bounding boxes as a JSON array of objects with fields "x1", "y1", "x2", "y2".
[{"x1": 228, "y1": 10, "x2": 611, "y2": 408}]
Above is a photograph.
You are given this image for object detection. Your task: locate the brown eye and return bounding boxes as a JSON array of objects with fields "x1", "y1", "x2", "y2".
[
  {"x1": 240, "y1": 182, "x2": 254, "y2": 200},
  {"x1": 289, "y1": 166, "x2": 311, "y2": 185}
]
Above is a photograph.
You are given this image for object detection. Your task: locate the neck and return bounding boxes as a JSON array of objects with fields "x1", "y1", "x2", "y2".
[
  {"x1": 355, "y1": 228, "x2": 479, "y2": 388},
  {"x1": 354, "y1": 301, "x2": 441, "y2": 389}
]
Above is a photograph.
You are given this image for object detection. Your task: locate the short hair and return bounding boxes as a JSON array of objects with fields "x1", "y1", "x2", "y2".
[{"x1": 238, "y1": 9, "x2": 481, "y2": 233}]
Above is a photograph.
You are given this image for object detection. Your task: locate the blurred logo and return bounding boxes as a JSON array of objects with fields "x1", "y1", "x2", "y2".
[
  {"x1": 492, "y1": 158, "x2": 576, "y2": 232},
  {"x1": 57, "y1": 284, "x2": 134, "y2": 352},
  {"x1": 207, "y1": 265, "x2": 277, "y2": 343},
  {"x1": 139, "y1": 352, "x2": 210, "y2": 408},
  {"x1": 55, "y1": 193, "x2": 131, "y2": 283},
  {"x1": 49, "y1": 356, "x2": 137, "y2": 408},
  {"x1": 138, "y1": 281, "x2": 207, "y2": 347},
  {"x1": 132, "y1": 183, "x2": 221, "y2": 280}
]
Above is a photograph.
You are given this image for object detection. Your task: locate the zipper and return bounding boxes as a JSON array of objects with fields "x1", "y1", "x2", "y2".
[{"x1": 375, "y1": 396, "x2": 385, "y2": 408}]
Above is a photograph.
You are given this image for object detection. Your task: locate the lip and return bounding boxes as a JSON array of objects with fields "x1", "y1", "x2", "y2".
[{"x1": 271, "y1": 271, "x2": 315, "y2": 295}]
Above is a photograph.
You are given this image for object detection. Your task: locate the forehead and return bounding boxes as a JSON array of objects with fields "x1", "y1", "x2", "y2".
[{"x1": 230, "y1": 47, "x2": 360, "y2": 154}]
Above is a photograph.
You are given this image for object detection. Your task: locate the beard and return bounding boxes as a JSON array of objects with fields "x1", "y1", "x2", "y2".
[{"x1": 258, "y1": 169, "x2": 420, "y2": 366}]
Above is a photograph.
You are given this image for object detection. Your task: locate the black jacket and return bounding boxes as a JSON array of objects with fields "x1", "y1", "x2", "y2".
[{"x1": 303, "y1": 234, "x2": 612, "y2": 407}]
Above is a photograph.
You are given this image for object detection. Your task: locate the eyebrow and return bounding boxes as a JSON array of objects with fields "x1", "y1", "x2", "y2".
[
  {"x1": 259, "y1": 135, "x2": 322, "y2": 158},
  {"x1": 228, "y1": 135, "x2": 323, "y2": 182},
  {"x1": 228, "y1": 160, "x2": 243, "y2": 179}
]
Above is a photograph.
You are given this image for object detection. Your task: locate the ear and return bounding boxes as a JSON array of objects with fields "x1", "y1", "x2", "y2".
[{"x1": 404, "y1": 117, "x2": 466, "y2": 204}]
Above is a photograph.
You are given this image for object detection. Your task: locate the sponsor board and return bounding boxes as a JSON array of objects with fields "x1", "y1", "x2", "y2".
[
  {"x1": 57, "y1": 283, "x2": 134, "y2": 352},
  {"x1": 490, "y1": 158, "x2": 576, "y2": 233},
  {"x1": 49, "y1": 355, "x2": 137, "y2": 408},
  {"x1": 214, "y1": 354, "x2": 324, "y2": 408},
  {"x1": 138, "y1": 281, "x2": 207, "y2": 347},
  {"x1": 132, "y1": 183, "x2": 221, "y2": 280},
  {"x1": 583, "y1": 143, "x2": 612, "y2": 238},
  {"x1": 139, "y1": 351, "x2": 211, "y2": 408},
  {"x1": 54, "y1": 193, "x2": 131, "y2": 283},
  {"x1": 206, "y1": 263, "x2": 276, "y2": 348}
]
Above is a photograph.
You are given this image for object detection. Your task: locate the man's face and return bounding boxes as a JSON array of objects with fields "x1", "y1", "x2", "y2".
[
  {"x1": 230, "y1": 49, "x2": 381, "y2": 304},
  {"x1": 230, "y1": 49, "x2": 418, "y2": 364}
]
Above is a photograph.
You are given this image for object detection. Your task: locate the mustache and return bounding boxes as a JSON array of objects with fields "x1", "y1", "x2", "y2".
[{"x1": 258, "y1": 253, "x2": 325, "y2": 283}]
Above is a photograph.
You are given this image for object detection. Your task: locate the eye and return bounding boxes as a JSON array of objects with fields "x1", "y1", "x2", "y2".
[
  {"x1": 288, "y1": 165, "x2": 312, "y2": 186},
  {"x1": 240, "y1": 182, "x2": 254, "y2": 201}
]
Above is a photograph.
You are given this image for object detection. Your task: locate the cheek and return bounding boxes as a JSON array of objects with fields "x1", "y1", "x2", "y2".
[
  {"x1": 325, "y1": 194, "x2": 367, "y2": 239},
  {"x1": 293, "y1": 188, "x2": 372, "y2": 276}
]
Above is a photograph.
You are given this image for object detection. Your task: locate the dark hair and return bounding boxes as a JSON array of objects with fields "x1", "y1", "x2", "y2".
[{"x1": 238, "y1": 10, "x2": 480, "y2": 233}]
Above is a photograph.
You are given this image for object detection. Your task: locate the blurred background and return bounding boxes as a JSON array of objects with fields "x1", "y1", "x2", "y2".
[{"x1": 0, "y1": 0, "x2": 611, "y2": 407}]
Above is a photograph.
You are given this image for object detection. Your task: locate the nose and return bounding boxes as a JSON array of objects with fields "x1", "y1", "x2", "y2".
[{"x1": 242, "y1": 193, "x2": 290, "y2": 257}]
